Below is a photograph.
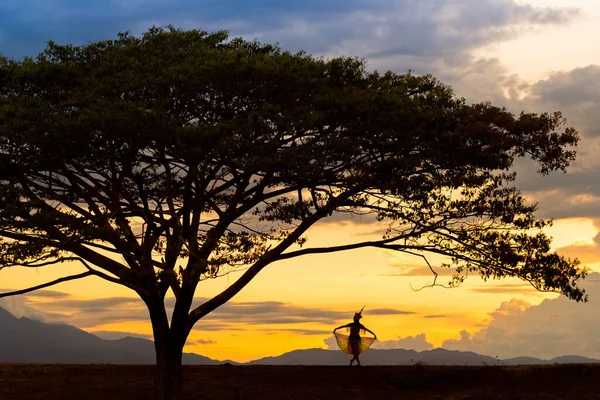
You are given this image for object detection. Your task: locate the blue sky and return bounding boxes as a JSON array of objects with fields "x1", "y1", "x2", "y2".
[{"x1": 1, "y1": 0, "x2": 366, "y2": 58}]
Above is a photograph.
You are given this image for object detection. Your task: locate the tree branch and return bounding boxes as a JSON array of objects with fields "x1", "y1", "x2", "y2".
[
  {"x1": 276, "y1": 235, "x2": 411, "y2": 261},
  {"x1": 187, "y1": 187, "x2": 361, "y2": 328},
  {"x1": 0, "y1": 271, "x2": 93, "y2": 298},
  {"x1": 77, "y1": 258, "x2": 151, "y2": 297}
]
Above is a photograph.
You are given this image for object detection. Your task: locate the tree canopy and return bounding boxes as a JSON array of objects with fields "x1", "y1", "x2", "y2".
[{"x1": 0, "y1": 26, "x2": 587, "y2": 399}]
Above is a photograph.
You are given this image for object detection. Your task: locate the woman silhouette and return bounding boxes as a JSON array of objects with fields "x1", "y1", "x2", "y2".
[{"x1": 333, "y1": 306, "x2": 377, "y2": 366}]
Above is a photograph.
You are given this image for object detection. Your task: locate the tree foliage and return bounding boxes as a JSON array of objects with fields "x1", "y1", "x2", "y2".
[{"x1": 0, "y1": 26, "x2": 587, "y2": 399}]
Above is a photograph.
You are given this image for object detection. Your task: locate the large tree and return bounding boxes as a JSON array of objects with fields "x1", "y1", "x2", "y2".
[{"x1": 0, "y1": 27, "x2": 587, "y2": 399}]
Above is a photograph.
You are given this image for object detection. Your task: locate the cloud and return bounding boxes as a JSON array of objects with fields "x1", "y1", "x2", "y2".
[
  {"x1": 366, "y1": 308, "x2": 416, "y2": 316},
  {"x1": 516, "y1": 67, "x2": 600, "y2": 180},
  {"x1": 0, "y1": 0, "x2": 595, "y2": 354},
  {"x1": 485, "y1": 66, "x2": 600, "y2": 221},
  {"x1": 323, "y1": 319, "x2": 437, "y2": 351},
  {"x1": 438, "y1": 57, "x2": 527, "y2": 104},
  {"x1": 529, "y1": 66, "x2": 600, "y2": 138},
  {"x1": 430, "y1": 62, "x2": 600, "y2": 226},
  {"x1": 203, "y1": 302, "x2": 414, "y2": 325},
  {"x1": 90, "y1": 330, "x2": 154, "y2": 340},
  {"x1": 205, "y1": 301, "x2": 349, "y2": 325},
  {"x1": 468, "y1": 283, "x2": 545, "y2": 296},
  {"x1": 47, "y1": 296, "x2": 145, "y2": 310},
  {"x1": 0, "y1": 294, "x2": 66, "y2": 323},
  {"x1": 518, "y1": 187, "x2": 600, "y2": 220},
  {"x1": 324, "y1": 332, "x2": 435, "y2": 352},
  {"x1": 190, "y1": 338, "x2": 217, "y2": 345},
  {"x1": 22, "y1": 290, "x2": 71, "y2": 299},
  {"x1": 323, "y1": 335, "x2": 339, "y2": 350},
  {"x1": 24, "y1": 296, "x2": 153, "y2": 327},
  {"x1": 441, "y1": 272, "x2": 600, "y2": 359},
  {"x1": 316, "y1": 210, "x2": 380, "y2": 227},
  {"x1": 239, "y1": 0, "x2": 578, "y2": 83},
  {"x1": 557, "y1": 241, "x2": 600, "y2": 265},
  {"x1": 260, "y1": 328, "x2": 331, "y2": 335},
  {"x1": 0, "y1": 0, "x2": 577, "y2": 67},
  {"x1": 0, "y1": 0, "x2": 589, "y2": 228},
  {"x1": 385, "y1": 263, "x2": 455, "y2": 277},
  {"x1": 373, "y1": 333, "x2": 435, "y2": 352},
  {"x1": 0, "y1": 292, "x2": 420, "y2": 333}
]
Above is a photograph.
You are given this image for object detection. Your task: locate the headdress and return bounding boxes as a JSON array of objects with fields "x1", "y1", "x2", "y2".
[{"x1": 354, "y1": 305, "x2": 365, "y2": 320}]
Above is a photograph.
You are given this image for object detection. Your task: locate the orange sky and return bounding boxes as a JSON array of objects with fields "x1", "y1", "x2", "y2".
[{"x1": 2, "y1": 218, "x2": 595, "y2": 362}]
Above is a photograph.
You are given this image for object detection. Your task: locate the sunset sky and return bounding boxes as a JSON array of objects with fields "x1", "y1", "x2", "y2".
[{"x1": 2, "y1": 0, "x2": 600, "y2": 363}]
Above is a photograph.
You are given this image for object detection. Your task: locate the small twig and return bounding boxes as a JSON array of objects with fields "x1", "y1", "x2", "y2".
[{"x1": 403, "y1": 251, "x2": 455, "y2": 292}]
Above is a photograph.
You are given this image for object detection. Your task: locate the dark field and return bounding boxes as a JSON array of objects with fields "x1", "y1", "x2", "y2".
[{"x1": 1, "y1": 363, "x2": 600, "y2": 400}]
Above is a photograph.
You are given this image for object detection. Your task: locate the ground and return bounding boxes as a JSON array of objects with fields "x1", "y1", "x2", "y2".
[{"x1": 0, "y1": 363, "x2": 599, "y2": 399}]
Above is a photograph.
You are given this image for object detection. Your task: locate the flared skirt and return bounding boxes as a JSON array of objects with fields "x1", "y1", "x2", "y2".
[{"x1": 334, "y1": 332, "x2": 375, "y2": 355}]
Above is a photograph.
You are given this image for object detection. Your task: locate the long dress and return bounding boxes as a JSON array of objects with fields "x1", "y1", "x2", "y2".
[{"x1": 334, "y1": 322, "x2": 375, "y2": 355}]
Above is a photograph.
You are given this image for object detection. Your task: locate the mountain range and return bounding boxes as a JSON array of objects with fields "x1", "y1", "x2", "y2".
[{"x1": 1, "y1": 307, "x2": 596, "y2": 366}]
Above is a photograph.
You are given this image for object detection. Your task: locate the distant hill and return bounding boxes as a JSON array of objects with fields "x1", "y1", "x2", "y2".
[
  {"x1": 0, "y1": 307, "x2": 222, "y2": 364},
  {"x1": 248, "y1": 348, "x2": 600, "y2": 366},
  {"x1": 1, "y1": 307, "x2": 598, "y2": 365},
  {"x1": 246, "y1": 348, "x2": 500, "y2": 366}
]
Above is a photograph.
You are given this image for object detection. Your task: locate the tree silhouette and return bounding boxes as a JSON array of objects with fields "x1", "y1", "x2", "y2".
[{"x1": 0, "y1": 27, "x2": 587, "y2": 399}]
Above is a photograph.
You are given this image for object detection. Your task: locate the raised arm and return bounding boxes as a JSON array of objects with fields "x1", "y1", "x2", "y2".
[
  {"x1": 362, "y1": 325, "x2": 377, "y2": 339},
  {"x1": 333, "y1": 323, "x2": 351, "y2": 333}
]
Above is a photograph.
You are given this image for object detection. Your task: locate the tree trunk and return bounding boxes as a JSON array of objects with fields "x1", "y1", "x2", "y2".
[
  {"x1": 150, "y1": 303, "x2": 186, "y2": 400},
  {"x1": 156, "y1": 342, "x2": 184, "y2": 400},
  {"x1": 145, "y1": 270, "x2": 196, "y2": 400}
]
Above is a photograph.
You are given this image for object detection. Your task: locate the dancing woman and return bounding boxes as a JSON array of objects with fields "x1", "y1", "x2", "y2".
[{"x1": 333, "y1": 306, "x2": 377, "y2": 366}]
